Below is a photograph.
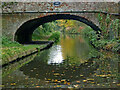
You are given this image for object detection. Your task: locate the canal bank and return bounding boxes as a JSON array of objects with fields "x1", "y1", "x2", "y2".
[
  {"x1": 82, "y1": 27, "x2": 120, "y2": 54},
  {"x1": 2, "y1": 41, "x2": 54, "y2": 67}
]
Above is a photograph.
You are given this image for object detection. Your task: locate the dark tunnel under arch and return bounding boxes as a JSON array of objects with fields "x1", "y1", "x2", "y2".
[{"x1": 15, "y1": 14, "x2": 101, "y2": 44}]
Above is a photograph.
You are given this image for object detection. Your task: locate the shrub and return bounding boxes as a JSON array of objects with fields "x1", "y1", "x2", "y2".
[
  {"x1": 48, "y1": 31, "x2": 60, "y2": 43},
  {"x1": 2, "y1": 35, "x2": 20, "y2": 47}
]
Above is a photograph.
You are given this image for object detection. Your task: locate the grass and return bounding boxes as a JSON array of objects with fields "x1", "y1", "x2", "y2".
[
  {"x1": 81, "y1": 13, "x2": 120, "y2": 53},
  {"x1": 82, "y1": 26, "x2": 120, "y2": 53},
  {"x1": 48, "y1": 31, "x2": 61, "y2": 43},
  {"x1": 1, "y1": 35, "x2": 47, "y2": 65}
]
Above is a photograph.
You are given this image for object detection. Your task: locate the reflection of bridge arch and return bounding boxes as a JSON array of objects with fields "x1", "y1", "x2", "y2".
[{"x1": 15, "y1": 14, "x2": 101, "y2": 44}]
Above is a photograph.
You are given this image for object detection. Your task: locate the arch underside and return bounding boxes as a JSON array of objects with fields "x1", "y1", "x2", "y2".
[{"x1": 15, "y1": 14, "x2": 101, "y2": 44}]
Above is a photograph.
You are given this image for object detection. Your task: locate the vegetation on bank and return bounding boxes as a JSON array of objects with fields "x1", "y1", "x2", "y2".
[
  {"x1": 32, "y1": 20, "x2": 86, "y2": 43},
  {"x1": 32, "y1": 21, "x2": 59, "y2": 41},
  {"x1": 32, "y1": 21, "x2": 62, "y2": 43},
  {"x1": 48, "y1": 32, "x2": 60, "y2": 43},
  {"x1": 82, "y1": 13, "x2": 120, "y2": 53},
  {"x1": 2, "y1": 36, "x2": 46, "y2": 65}
]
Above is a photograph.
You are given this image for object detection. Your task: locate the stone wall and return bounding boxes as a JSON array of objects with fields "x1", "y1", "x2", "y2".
[
  {"x1": 2, "y1": 2, "x2": 120, "y2": 41},
  {"x1": 2, "y1": 13, "x2": 100, "y2": 40},
  {"x1": 2, "y1": 2, "x2": 119, "y2": 13}
]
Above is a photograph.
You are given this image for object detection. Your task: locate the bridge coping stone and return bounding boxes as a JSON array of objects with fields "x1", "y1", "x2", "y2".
[{"x1": 2, "y1": 2, "x2": 119, "y2": 13}]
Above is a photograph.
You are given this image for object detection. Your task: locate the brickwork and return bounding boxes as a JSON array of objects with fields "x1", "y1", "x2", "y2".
[
  {"x1": 2, "y1": 2, "x2": 119, "y2": 13},
  {"x1": 2, "y1": 2, "x2": 120, "y2": 42}
]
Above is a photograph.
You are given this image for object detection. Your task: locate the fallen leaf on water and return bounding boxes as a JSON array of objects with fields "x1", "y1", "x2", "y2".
[
  {"x1": 96, "y1": 75, "x2": 108, "y2": 77},
  {"x1": 83, "y1": 80, "x2": 87, "y2": 82},
  {"x1": 56, "y1": 85, "x2": 61, "y2": 87},
  {"x1": 52, "y1": 70, "x2": 54, "y2": 72},
  {"x1": 67, "y1": 82, "x2": 71, "y2": 85},
  {"x1": 54, "y1": 73, "x2": 60, "y2": 76},
  {"x1": 90, "y1": 82, "x2": 95, "y2": 84},
  {"x1": 30, "y1": 70, "x2": 33, "y2": 72},
  {"x1": 68, "y1": 86, "x2": 73, "y2": 88},
  {"x1": 113, "y1": 82, "x2": 116, "y2": 84},
  {"x1": 47, "y1": 79, "x2": 51, "y2": 81},
  {"x1": 73, "y1": 70, "x2": 75, "y2": 72},
  {"x1": 61, "y1": 79, "x2": 66, "y2": 82},
  {"x1": 34, "y1": 68, "x2": 37, "y2": 70},
  {"x1": 107, "y1": 74, "x2": 111, "y2": 76},
  {"x1": 74, "y1": 84, "x2": 79, "y2": 88},
  {"x1": 36, "y1": 74, "x2": 38, "y2": 76},
  {"x1": 102, "y1": 84, "x2": 105, "y2": 86},
  {"x1": 87, "y1": 78, "x2": 94, "y2": 81},
  {"x1": 36, "y1": 86, "x2": 40, "y2": 88},
  {"x1": 76, "y1": 81, "x2": 80, "y2": 83},
  {"x1": 57, "y1": 81, "x2": 61, "y2": 83},
  {"x1": 61, "y1": 74, "x2": 64, "y2": 76},
  {"x1": 45, "y1": 81, "x2": 49, "y2": 83},
  {"x1": 80, "y1": 75, "x2": 83, "y2": 76},
  {"x1": 54, "y1": 79, "x2": 58, "y2": 82},
  {"x1": 97, "y1": 84, "x2": 100, "y2": 86},
  {"x1": 64, "y1": 81, "x2": 67, "y2": 84},
  {"x1": 117, "y1": 83, "x2": 120, "y2": 86},
  {"x1": 11, "y1": 83, "x2": 16, "y2": 85}
]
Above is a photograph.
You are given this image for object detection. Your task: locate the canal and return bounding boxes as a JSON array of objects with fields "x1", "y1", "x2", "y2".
[{"x1": 2, "y1": 34, "x2": 120, "y2": 88}]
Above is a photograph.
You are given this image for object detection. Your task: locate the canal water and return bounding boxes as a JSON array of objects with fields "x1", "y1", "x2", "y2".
[{"x1": 2, "y1": 34, "x2": 120, "y2": 88}]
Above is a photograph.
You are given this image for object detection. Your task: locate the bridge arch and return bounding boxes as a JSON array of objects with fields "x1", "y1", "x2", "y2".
[{"x1": 15, "y1": 14, "x2": 101, "y2": 44}]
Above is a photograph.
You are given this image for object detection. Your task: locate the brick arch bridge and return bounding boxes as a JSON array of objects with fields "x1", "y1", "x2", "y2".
[
  {"x1": 2, "y1": 2, "x2": 120, "y2": 43},
  {"x1": 15, "y1": 13, "x2": 102, "y2": 44}
]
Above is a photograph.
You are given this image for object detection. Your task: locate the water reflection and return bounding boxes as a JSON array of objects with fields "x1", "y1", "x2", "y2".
[
  {"x1": 60, "y1": 34, "x2": 90, "y2": 64},
  {"x1": 48, "y1": 45, "x2": 63, "y2": 64},
  {"x1": 2, "y1": 34, "x2": 120, "y2": 88}
]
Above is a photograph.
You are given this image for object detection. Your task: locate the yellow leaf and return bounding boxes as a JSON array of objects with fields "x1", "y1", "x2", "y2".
[
  {"x1": 80, "y1": 75, "x2": 83, "y2": 76},
  {"x1": 11, "y1": 83, "x2": 16, "y2": 85},
  {"x1": 90, "y1": 82, "x2": 95, "y2": 84},
  {"x1": 76, "y1": 81, "x2": 80, "y2": 83},
  {"x1": 54, "y1": 79, "x2": 58, "y2": 82},
  {"x1": 87, "y1": 78, "x2": 94, "y2": 81},
  {"x1": 54, "y1": 73, "x2": 60, "y2": 76},
  {"x1": 36, "y1": 86, "x2": 40, "y2": 88},
  {"x1": 61, "y1": 79, "x2": 66, "y2": 82},
  {"x1": 83, "y1": 80, "x2": 87, "y2": 82},
  {"x1": 117, "y1": 83, "x2": 120, "y2": 86}
]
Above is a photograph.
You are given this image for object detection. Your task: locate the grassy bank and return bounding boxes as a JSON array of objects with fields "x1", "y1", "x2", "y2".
[
  {"x1": 82, "y1": 13, "x2": 120, "y2": 53},
  {"x1": 82, "y1": 26, "x2": 120, "y2": 53},
  {"x1": 2, "y1": 36, "x2": 47, "y2": 65}
]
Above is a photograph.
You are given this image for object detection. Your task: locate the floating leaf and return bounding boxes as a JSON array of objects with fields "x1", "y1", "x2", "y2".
[
  {"x1": 54, "y1": 73, "x2": 60, "y2": 76},
  {"x1": 61, "y1": 79, "x2": 66, "y2": 82},
  {"x1": 117, "y1": 83, "x2": 120, "y2": 86},
  {"x1": 76, "y1": 81, "x2": 80, "y2": 83},
  {"x1": 10, "y1": 83, "x2": 16, "y2": 85},
  {"x1": 97, "y1": 84, "x2": 100, "y2": 86},
  {"x1": 87, "y1": 78, "x2": 94, "y2": 81},
  {"x1": 83, "y1": 80, "x2": 87, "y2": 82},
  {"x1": 67, "y1": 82, "x2": 71, "y2": 85},
  {"x1": 36, "y1": 86, "x2": 40, "y2": 88},
  {"x1": 80, "y1": 75, "x2": 83, "y2": 76},
  {"x1": 90, "y1": 82, "x2": 95, "y2": 84}
]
